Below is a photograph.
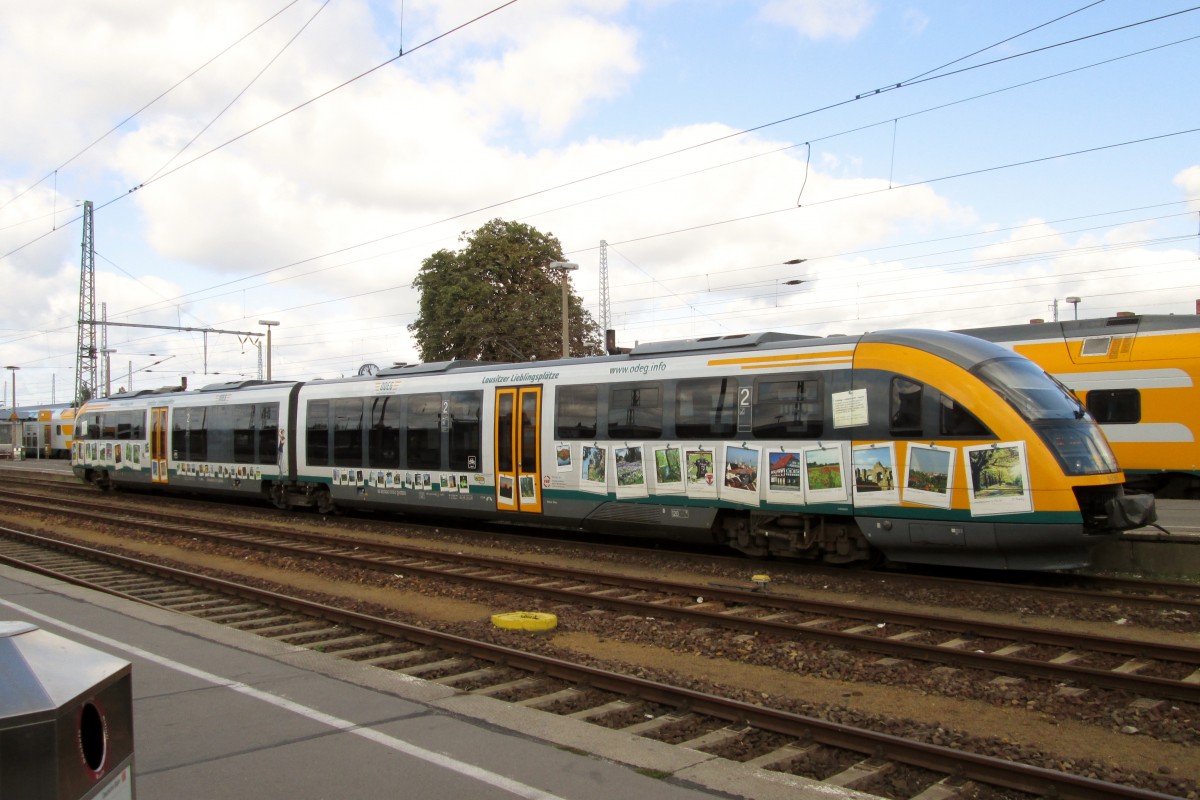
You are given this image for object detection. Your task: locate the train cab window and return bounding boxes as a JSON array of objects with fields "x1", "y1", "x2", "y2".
[
  {"x1": 306, "y1": 400, "x2": 330, "y2": 465},
  {"x1": 608, "y1": 384, "x2": 662, "y2": 439},
  {"x1": 368, "y1": 396, "x2": 401, "y2": 468},
  {"x1": 753, "y1": 377, "x2": 823, "y2": 439},
  {"x1": 676, "y1": 378, "x2": 736, "y2": 438},
  {"x1": 1086, "y1": 389, "x2": 1140, "y2": 424},
  {"x1": 555, "y1": 385, "x2": 598, "y2": 439},
  {"x1": 939, "y1": 394, "x2": 991, "y2": 437},
  {"x1": 449, "y1": 391, "x2": 482, "y2": 470},
  {"x1": 333, "y1": 398, "x2": 364, "y2": 467},
  {"x1": 406, "y1": 393, "x2": 442, "y2": 470},
  {"x1": 890, "y1": 377, "x2": 923, "y2": 437}
]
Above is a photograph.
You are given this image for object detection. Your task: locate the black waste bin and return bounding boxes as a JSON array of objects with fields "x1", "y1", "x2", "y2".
[{"x1": 0, "y1": 621, "x2": 135, "y2": 799}]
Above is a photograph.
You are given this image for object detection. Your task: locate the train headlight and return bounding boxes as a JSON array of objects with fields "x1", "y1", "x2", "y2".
[{"x1": 1035, "y1": 421, "x2": 1120, "y2": 476}]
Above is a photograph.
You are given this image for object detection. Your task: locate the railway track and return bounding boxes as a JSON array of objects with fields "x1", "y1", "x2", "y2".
[
  {"x1": 5, "y1": 470, "x2": 1199, "y2": 600},
  {"x1": 0, "y1": 524, "x2": 1184, "y2": 800},
  {"x1": 3, "y1": 485, "x2": 1200, "y2": 702}
]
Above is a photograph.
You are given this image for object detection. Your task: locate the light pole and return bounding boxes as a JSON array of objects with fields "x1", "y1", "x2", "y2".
[
  {"x1": 1065, "y1": 296, "x2": 1081, "y2": 321},
  {"x1": 549, "y1": 262, "x2": 578, "y2": 358},
  {"x1": 5, "y1": 366, "x2": 17, "y2": 420},
  {"x1": 259, "y1": 320, "x2": 280, "y2": 380}
]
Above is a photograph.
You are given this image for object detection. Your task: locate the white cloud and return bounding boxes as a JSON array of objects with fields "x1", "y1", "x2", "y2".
[
  {"x1": 1174, "y1": 165, "x2": 1200, "y2": 198},
  {"x1": 757, "y1": 0, "x2": 877, "y2": 40}
]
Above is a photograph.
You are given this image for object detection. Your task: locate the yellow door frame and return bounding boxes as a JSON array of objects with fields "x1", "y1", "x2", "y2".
[
  {"x1": 150, "y1": 407, "x2": 169, "y2": 484},
  {"x1": 494, "y1": 386, "x2": 542, "y2": 513}
]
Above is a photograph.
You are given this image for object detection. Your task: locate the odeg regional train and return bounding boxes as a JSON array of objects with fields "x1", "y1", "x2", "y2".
[{"x1": 71, "y1": 329, "x2": 1156, "y2": 571}]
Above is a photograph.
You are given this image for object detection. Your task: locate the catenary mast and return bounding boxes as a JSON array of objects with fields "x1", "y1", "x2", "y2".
[{"x1": 75, "y1": 200, "x2": 98, "y2": 405}]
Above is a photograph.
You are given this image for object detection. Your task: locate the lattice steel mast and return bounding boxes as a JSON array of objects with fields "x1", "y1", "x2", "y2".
[
  {"x1": 598, "y1": 239, "x2": 609, "y2": 332},
  {"x1": 75, "y1": 200, "x2": 98, "y2": 405}
]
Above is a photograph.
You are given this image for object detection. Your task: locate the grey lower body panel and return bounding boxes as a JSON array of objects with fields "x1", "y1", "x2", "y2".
[{"x1": 859, "y1": 516, "x2": 1114, "y2": 570}]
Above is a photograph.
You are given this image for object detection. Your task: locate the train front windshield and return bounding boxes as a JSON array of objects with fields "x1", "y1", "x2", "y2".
[{"x1": 975, "y1": 357, "x2": 1120, "y2": 476}]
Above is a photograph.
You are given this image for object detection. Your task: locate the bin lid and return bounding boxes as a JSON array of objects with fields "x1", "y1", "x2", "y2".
[{"x1": 0, "y1": 622, "x2": 131, "y2": 721}]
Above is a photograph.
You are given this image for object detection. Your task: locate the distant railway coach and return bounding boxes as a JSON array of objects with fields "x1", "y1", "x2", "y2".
[
  {"x1": 72, "y1": 329, "x2": 1155, "y2": 571},
  {"x1": 958, "y1": 314, "x2": 1200, "y2": 496}
]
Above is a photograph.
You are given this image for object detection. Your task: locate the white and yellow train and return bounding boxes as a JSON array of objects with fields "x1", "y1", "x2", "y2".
[
  {"x1": 959, "y1": 313, "x2": 1200, "y2": 496},
  {"x1": 72, "y1": 328, "x2": 1155, "y2": 571},
  {"x1": 1, "y1": 405, "x2": 76, "y2": 459}
]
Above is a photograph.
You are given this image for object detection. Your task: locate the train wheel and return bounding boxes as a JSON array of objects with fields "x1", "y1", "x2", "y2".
[
  {"x1": 88, "y1": 470, "x2": 113, "y2": 492},
  {"x1": 267, "y1": 483, "x2": 289, "y2": 510}
]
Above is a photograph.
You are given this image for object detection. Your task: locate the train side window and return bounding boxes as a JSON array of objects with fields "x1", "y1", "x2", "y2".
[
  {"x1": 102, "y1": 415, "x2": 117, "y2": 439},
  {"x1": 258, "y1": 404, "x2": 279, "y2": 464},
  {"x1": 676, "y1": 378, "x2": 736, "y2": 438},
  {"x1": 231, "y1": 404, "x2": 256, "y2": 464},
  {"x1": 333, "y1": 398, "x2": 364, "y2": 467},
  {"x1": 406, "y1": 393, "x2": 442, "y2": 470},
  {"x1": 608, "y1": 384, "x2": 662, "y2": 439},
  {"x1": 555, "y1": 385, "x2": 598, "y2": 439},
  {"x1": 130, "y1": 411, "x2": 146, "y2": 440},
  {"x1": 939, "y1": 394, "x2": 992, "y2": 437},
  {"x1": 1086, "y1": 389, "x2": 1141, "y2": 424},
  {"x1": 172, "y1": 407, "x2": 207, "y2": 461},
  {"x1": 205, "y1": 405, "x2": 234, "y2": 463},
  {"x1": 753, "y1": 376, "x2": 823, "y2": 439},
  {"x1": 116, "y1": 412, "x2": 132, "y2": 440},
  {"x1": 449, "y1": 391, "x2": 482, "y2": 470},
  {"x1": 306, "y1": 400, "x2": 330, "y2": 465},
  {"x1": 368, "y1": 396, "x2": 401, "y2": 468},
  {"x1": 890, "y1": 377, "x2": 923, "y2": 437}
]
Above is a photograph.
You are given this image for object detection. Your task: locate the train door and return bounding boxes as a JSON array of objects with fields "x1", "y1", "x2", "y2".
[
  {"x1": 494, "y1": 386, "x2": 543, "y2": 514},
  {"x1": 150, "y1": 407, "x2": 169, "y2": 484}
]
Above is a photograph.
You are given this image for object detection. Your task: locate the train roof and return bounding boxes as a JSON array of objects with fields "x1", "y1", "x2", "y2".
[
  {"x1": 864, "y1": 329, "x2": 1021, "y2": 372},
  {"x1": 628, "y1": 331, "x2": 819, "y2": 356},
  {"x1": 957, "y1": 313, "x2": 1200, "y2": 342}
]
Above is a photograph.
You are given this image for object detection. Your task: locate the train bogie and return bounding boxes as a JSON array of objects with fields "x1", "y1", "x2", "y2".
[{"x1": 72, "y1": 328, "x2": 1155, "y2": 571}]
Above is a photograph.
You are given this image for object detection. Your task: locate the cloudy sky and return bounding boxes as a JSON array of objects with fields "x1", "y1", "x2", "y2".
[{"x1": 2, "y1": 0, "x2": 1198, "y2": 406}]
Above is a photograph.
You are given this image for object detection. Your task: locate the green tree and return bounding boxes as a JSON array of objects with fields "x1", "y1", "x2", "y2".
[{"x1": 409, "y1": 219, "x2": 605, "y2": 362}]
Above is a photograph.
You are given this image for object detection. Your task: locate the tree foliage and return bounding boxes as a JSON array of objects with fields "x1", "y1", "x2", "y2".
[{"x1": 409, "y1": 219, "x2": 605, "y2": 362}]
